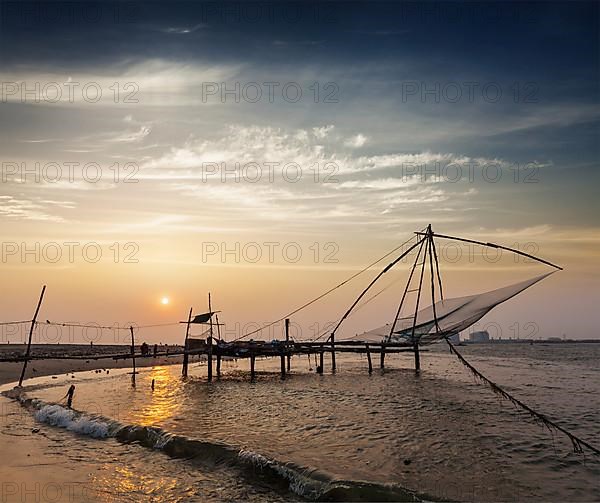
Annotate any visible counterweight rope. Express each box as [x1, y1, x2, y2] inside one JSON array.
[[446, 338, 600, 456]]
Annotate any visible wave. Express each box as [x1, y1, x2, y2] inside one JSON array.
[[5, 391, 424, 502]]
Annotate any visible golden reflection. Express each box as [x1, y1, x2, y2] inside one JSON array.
[[90, 464, 178, 502], [135, 366, 181, 426]]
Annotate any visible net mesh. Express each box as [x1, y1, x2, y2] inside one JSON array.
[[348, 272, 554, 345]]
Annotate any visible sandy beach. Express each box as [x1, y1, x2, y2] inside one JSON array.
[[0, 344, 184, 386]]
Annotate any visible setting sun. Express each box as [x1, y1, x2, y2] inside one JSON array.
[[161, 297, 170, 305]]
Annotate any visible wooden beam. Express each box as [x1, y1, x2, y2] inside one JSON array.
[[366, 343, 372, 373]]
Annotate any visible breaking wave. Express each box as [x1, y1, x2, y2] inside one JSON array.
[[8, 393, 423, 502]]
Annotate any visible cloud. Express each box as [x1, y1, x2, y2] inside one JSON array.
[[161, 24, 207, 34], [344, 134, 367, 148], [109, 126, 152, 143], [0, 195, 69, 222]]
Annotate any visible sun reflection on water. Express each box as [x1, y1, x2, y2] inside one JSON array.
[[135, 366, 181, 426]]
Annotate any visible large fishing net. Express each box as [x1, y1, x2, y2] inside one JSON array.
[[348, 272, 554, 345]]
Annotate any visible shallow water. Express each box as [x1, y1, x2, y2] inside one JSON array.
[[4, 343, 600, 501]]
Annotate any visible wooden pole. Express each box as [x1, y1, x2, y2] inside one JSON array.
[[280, 352, 286, 379], [366, 343, 372, 373], [18, 285, 46, 387], [330, 332, 336, 373], [414, 343, 421, 371], [216, 352, 221, 377], [130, 326, 136, 387], [66, 384, 75, 408], [250, 353, 256, 380], [208, 292, 214, 339], [410, 225, 430, 372], [207, 293, 213, 382], [318, 345, 324, 374], [216, 314, 222, 341], [387, 238, 427, 342], [207, 336, 213, 382], [380, 343, 386, 368], [182, 307, 192, 377], [285, 318, 291, 372], [415, 231, 563, 270], [329, 238, 425, 341]]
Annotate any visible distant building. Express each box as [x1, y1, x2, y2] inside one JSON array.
[[469, 330, 490, 343], [448, 333, 460, 344]]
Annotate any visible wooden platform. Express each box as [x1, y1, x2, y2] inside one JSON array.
[[185, 337, 422, 380]]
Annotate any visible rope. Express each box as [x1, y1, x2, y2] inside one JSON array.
[[446, 339, 600, 456], [38, 321, 181, 330], [0, 320, 31, 326], [305, 274, 407, 344], [229, 233, 422, 343]]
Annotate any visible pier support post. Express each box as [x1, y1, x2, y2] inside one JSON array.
[[216, 352, 221, 378], [414, 341, 420, 372], [207, 336, 213, 382], [130, 326, 136, 387], [330, 333, 336, 373], [366, 344, 372, 373], [285, 318, 291, 372], [318, 346, 324, 374], [280, 353, 286, 379], [380, 343, 386, 369], [250, 354, 256, 380], [182, 307, 192, 378]]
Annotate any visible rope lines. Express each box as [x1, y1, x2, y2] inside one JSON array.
[[446, 338, 600, 456], [229, 231, 424, 343]]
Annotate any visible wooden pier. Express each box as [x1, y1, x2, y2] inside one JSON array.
[[184, 336, 422, 380]]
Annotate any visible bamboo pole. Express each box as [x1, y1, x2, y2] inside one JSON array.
[[410, 225, 430, 372], [328, 237, 425, 341], [182, 307, 192, 377], [387, 238, 427, 343], [18, 285, 46, 387], [415, 231, 563, 270], [130, 325, 136, 387]]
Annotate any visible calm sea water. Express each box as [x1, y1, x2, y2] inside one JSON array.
[[2, 343, 599, 502]]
